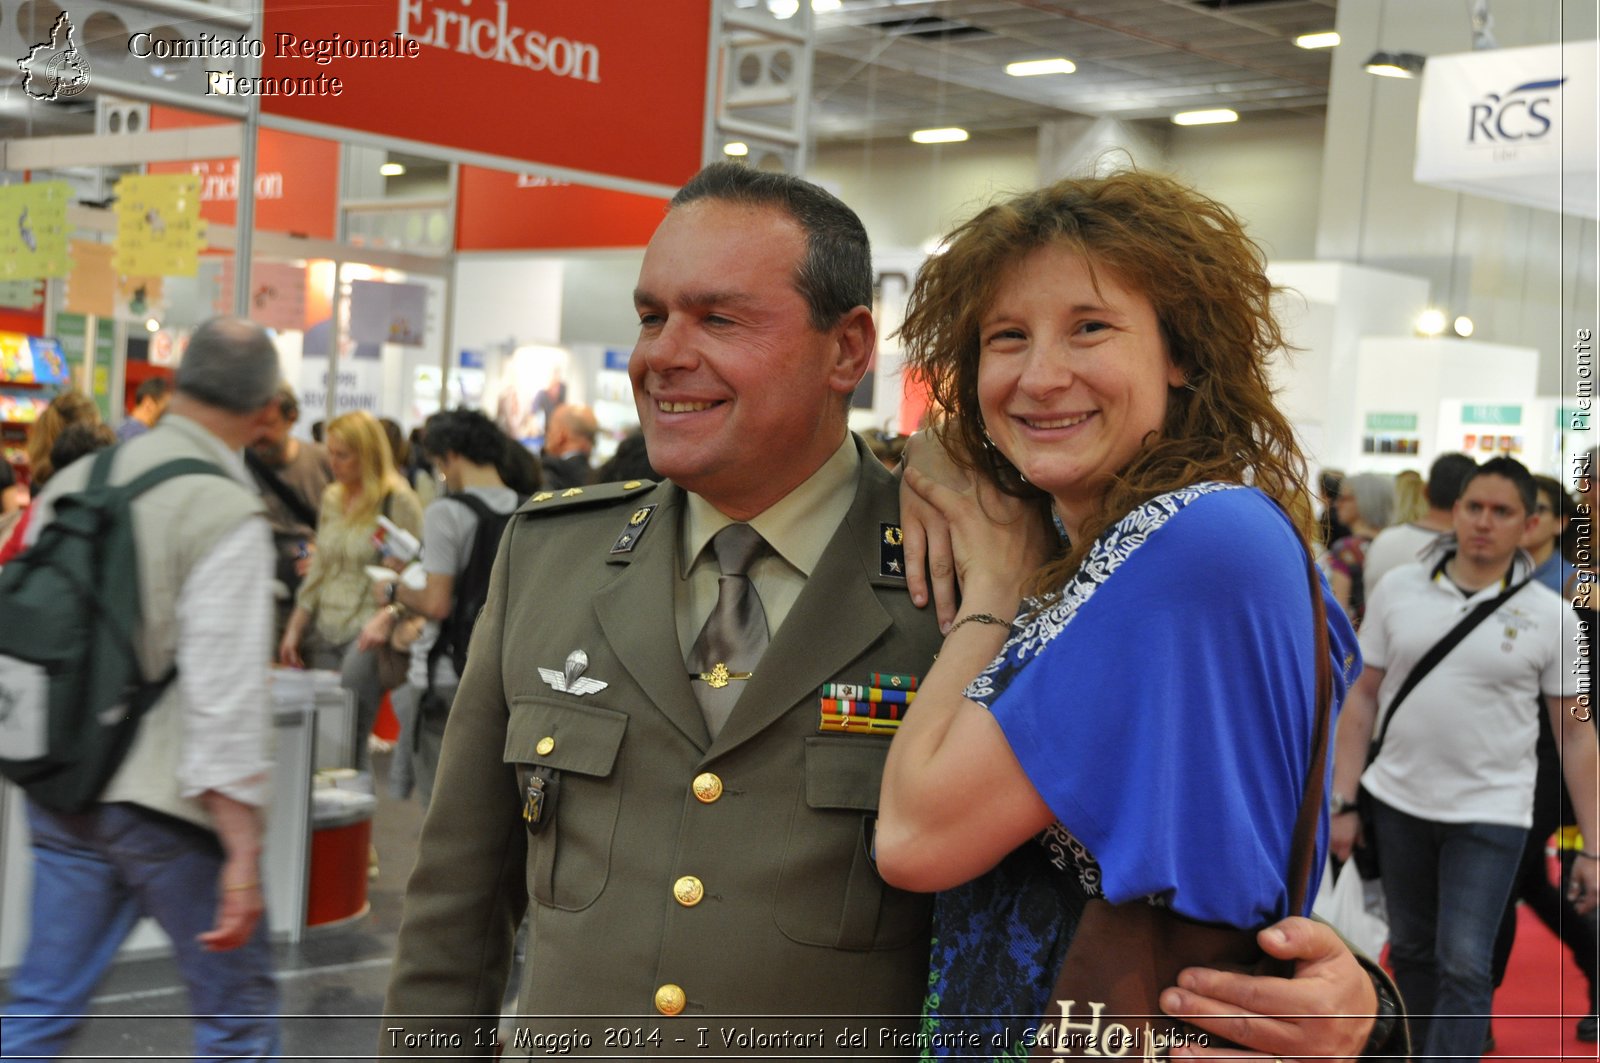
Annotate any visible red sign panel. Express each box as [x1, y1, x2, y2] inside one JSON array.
[[148, 106, 340, 240], [258, 0, 709, 190], [456, 168, 668, 250]]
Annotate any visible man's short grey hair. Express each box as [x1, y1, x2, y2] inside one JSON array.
[[176, 317, 281, 413]]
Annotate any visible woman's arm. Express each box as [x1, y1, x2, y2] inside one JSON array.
[[877, 465, 1056, 891]]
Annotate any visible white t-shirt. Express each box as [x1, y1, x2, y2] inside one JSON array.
[[1361, 522, 1446, 601], [1357, 549, 1581, 827], [407, 486, 520, 689]]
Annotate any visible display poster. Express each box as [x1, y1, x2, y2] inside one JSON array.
[[0, 280, 45, 312], [349, 280, 427, 348], [215, 259, 309, 332], [113, 174, 205, 277], [0, 181, 71, 279], [258, 0, 708, 190], [115, 274, 166, 322], [65, 240, 116, 318], [54, 313, 115, 421], [1416, 41, 1598, 219], [299, 357, 383, 417], [455, 170, 670, 250], [148, 107, 341, 240]]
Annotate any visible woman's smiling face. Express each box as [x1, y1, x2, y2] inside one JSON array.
[[977, 243, 1183, 532]]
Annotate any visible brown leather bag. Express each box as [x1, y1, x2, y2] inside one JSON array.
[[1033, 557, 1334, 1059]]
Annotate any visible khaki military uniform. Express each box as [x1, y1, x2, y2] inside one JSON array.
[[384, 438, 942, 1058]]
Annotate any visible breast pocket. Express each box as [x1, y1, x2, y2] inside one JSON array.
[[504, 695, 627, 911], [773, 736, 931, 952]]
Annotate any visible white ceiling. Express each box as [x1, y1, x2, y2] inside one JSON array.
[[807, 0, 1340, 140]]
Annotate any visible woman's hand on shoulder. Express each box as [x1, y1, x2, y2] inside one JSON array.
[[899, 428, 1051, 629]]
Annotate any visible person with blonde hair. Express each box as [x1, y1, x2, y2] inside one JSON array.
[[279, 409, 422, 772], [877, 169, 1388, 1054], [1393, 469, 1428, 525]]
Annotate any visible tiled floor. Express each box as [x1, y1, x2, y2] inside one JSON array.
[[0, 751, 443, 1061]]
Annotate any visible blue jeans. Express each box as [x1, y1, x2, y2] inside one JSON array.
[[1373, 798, 1526, 1063], [2, 801, 280, 1061]]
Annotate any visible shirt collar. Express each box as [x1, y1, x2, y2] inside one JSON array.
[[1424, 535, 1536, 592], [681, 434, 860, 579], [159, 414, 255, 489]]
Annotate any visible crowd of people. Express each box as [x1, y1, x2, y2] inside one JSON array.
[[0, 160, 1591, 1063]]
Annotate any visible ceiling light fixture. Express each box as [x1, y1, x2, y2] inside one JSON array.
[[1172, 109, 1238, 126], [1006, 58, 1076, 77], [812, 0, 843, 10], [767, 0, 799, 18], [1454, 315, 1475, 338], [1295, 32, 1341, 49], [145, 318, 160, 333], [1415, 308, 1447, 336], [911, 127, 969, 144], [1363, 51, 1426, 78], [379, 162, 406, 177], [723, 141, 750, 156]]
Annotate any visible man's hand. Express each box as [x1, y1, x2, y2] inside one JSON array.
[[898, 429, 970, 631], [1161, 917, 1375, 1062], [199, 869, 263, 952], [1570, 855, 1600, 915], [1329, 813, 1361, 863]]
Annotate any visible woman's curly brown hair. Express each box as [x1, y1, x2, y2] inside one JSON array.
[[899, 169, 1313, 598]]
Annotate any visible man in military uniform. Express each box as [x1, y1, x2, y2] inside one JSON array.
[[383, 164, 1395, 1060]]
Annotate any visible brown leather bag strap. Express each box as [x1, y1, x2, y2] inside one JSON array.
[[1285, 554, 1334, 914]]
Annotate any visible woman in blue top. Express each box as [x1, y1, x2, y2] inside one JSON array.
[[876, 171, 1361, 1057]]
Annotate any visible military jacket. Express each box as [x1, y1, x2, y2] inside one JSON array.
[[384, 439, 943, 1058]]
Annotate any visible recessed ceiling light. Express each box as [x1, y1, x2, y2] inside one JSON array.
[[768, 0, 799, 18], [1453, 315, 1475, 338], [1005, 57, 1076, 77], [723, 141, 750, 157], [1171, 109, 1238, 126], [1416, 308, 1447, 336], [1295, 32, 1341, 49], [911, 127, 969, 144], [379, 162, 406, 177], [812, 0, 843, 10]]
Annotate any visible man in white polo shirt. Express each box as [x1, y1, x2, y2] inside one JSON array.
[[1331, 455, 1600, 1063]]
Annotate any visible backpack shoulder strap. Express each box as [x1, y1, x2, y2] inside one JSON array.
[[118, 458, 231, 499], [447, 491, 498, 521]]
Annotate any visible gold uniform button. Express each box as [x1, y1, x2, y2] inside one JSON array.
[[535, 736, 556, 756], [654, 983, 686, 1016], [691, 772, 724, 803], [673, 875, 704, 907]]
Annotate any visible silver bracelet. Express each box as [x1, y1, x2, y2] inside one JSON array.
[[946, 612, 1012, 637]]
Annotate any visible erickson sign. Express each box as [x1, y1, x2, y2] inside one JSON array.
[[259, 0, 708, 190]]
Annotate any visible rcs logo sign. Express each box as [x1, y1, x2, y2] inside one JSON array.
[[1469, 77, 1565, 143]]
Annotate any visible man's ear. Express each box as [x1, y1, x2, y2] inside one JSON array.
[[827, 305, 877, 397]]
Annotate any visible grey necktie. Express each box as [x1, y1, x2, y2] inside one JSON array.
[[686, 523, 770, 736]]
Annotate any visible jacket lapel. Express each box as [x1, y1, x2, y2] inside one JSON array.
[[710, 451, 898, 759], [593, 484, 712, 751]]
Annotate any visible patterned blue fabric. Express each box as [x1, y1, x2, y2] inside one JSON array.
[[921, 484, 1357, 1059]]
